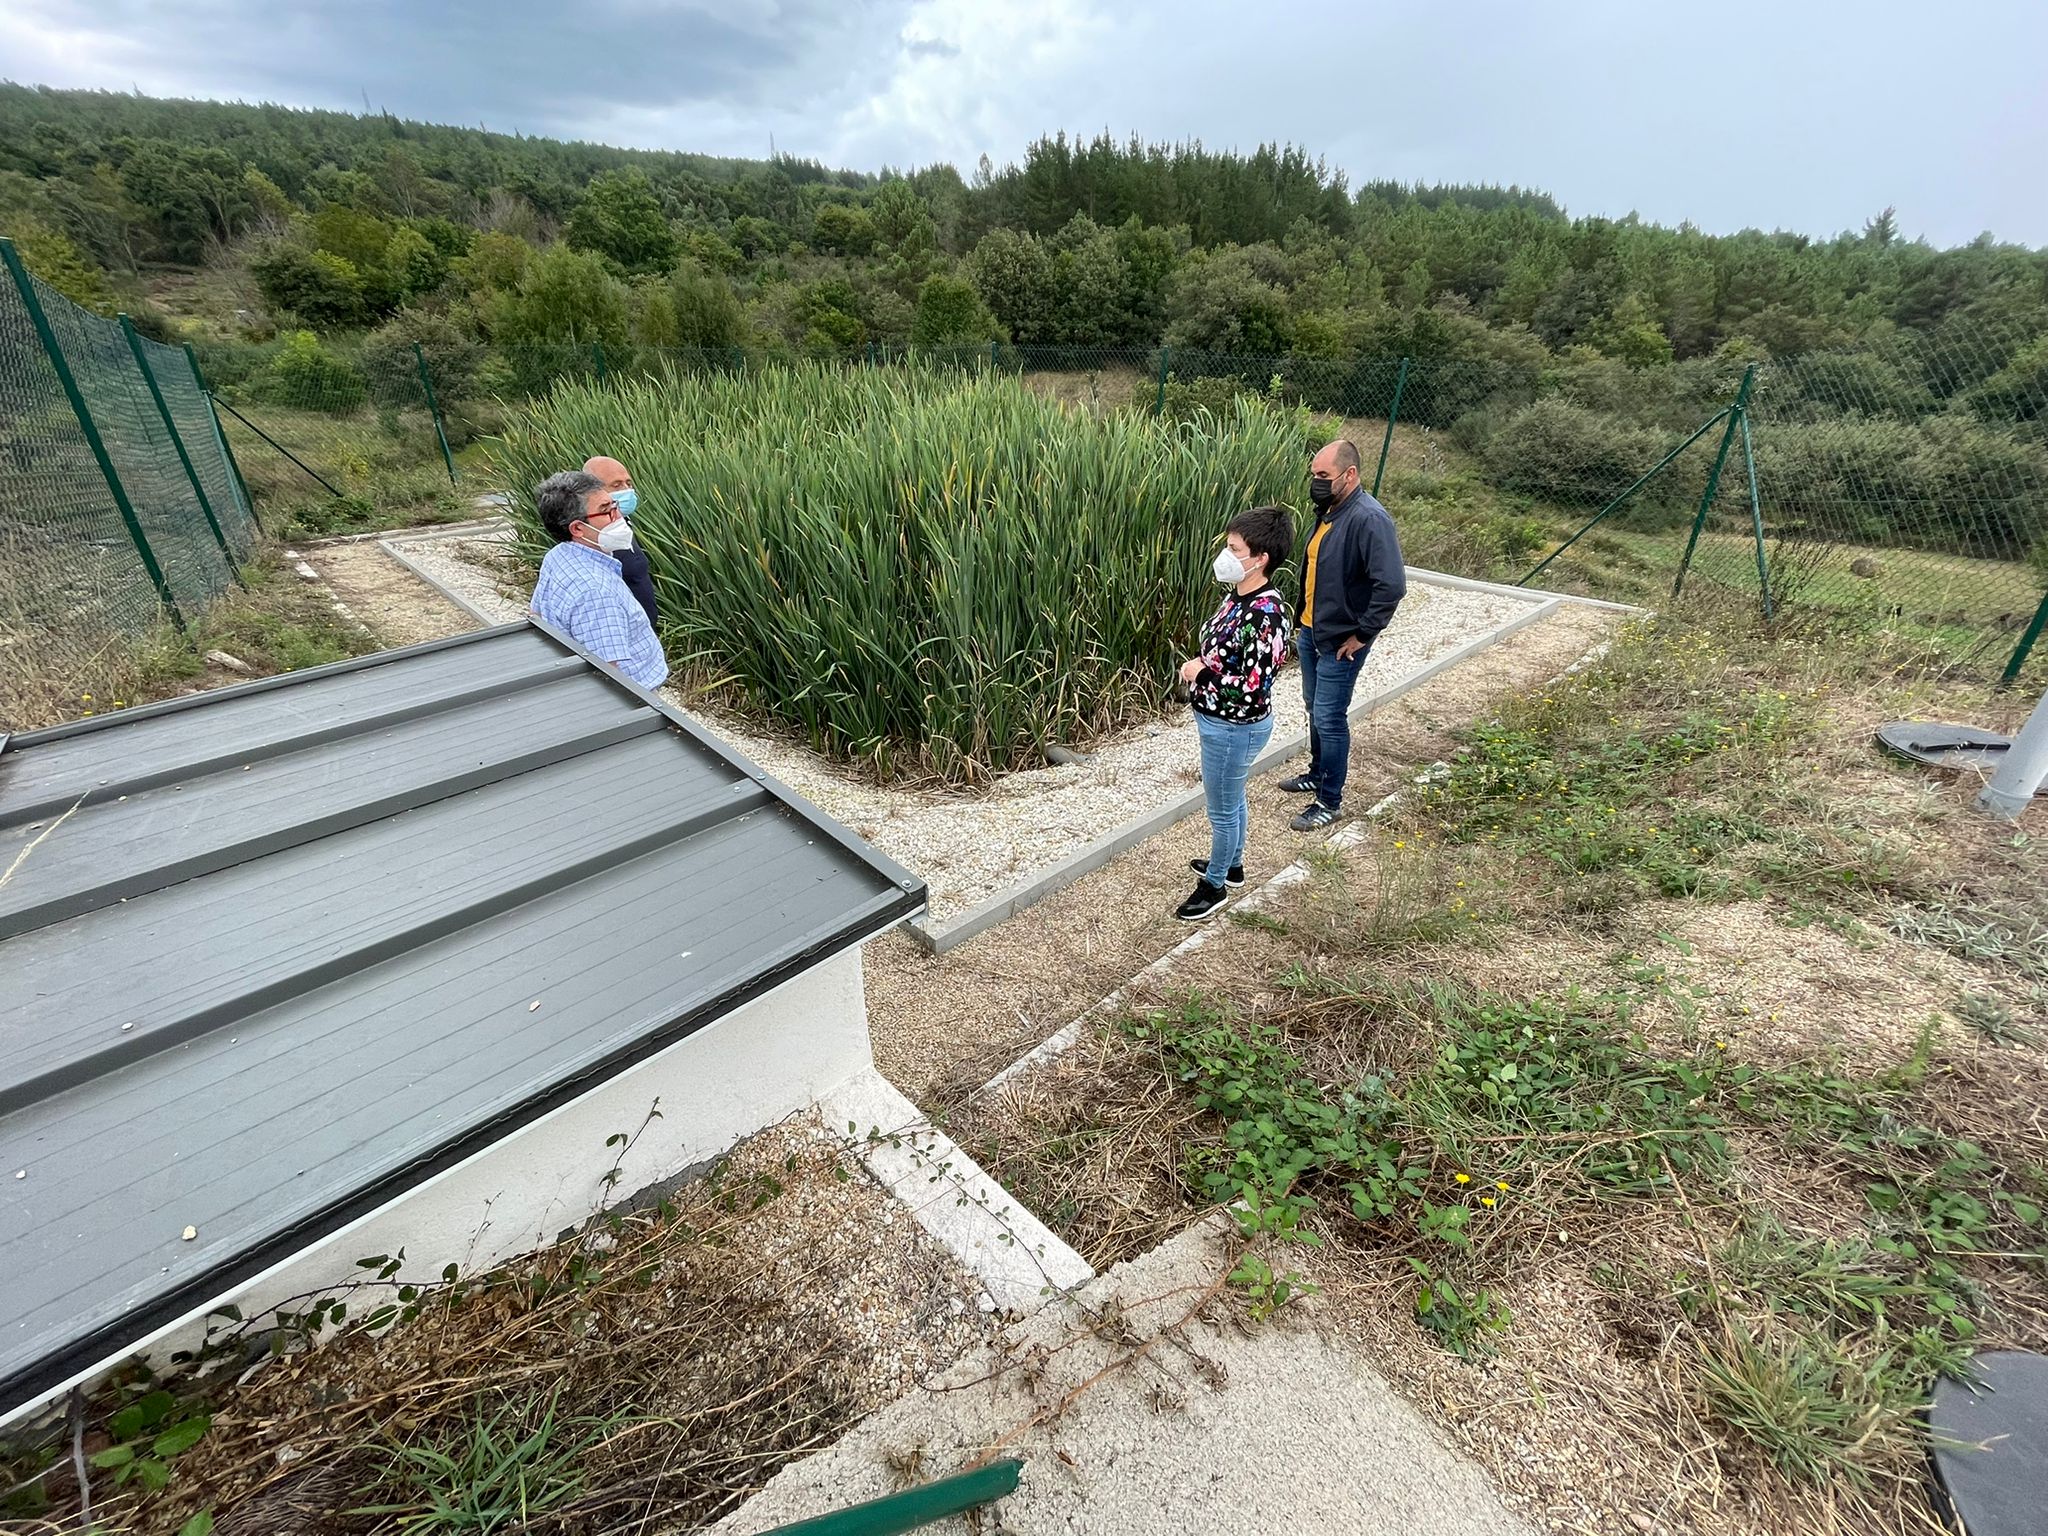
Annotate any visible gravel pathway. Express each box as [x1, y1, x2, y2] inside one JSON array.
[[390, 528, 1537, 920]]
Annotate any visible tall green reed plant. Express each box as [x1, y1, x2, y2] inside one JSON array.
[[493, 363, 1306, 782]]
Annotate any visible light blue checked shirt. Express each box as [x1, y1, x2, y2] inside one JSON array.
[[530, 540, 669, 689]]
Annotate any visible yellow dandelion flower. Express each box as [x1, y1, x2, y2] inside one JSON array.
[[1495, 1180, 1509, 1191], [1480, 1196, 1496, 1208], [1454, 1172, 1471, 1185], [1714, 1040, 1726, 1050]]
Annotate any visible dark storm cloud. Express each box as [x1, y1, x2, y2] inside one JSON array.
[[2, 0, 914, 142]]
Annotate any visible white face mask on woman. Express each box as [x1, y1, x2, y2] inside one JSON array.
[[596, 518, 636, 553], [1212, 547, 1248, 585]]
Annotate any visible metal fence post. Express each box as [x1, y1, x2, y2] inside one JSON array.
[[120, 314, 244, 588], [1, 238, 185, 631], [2002, 590, 2048, 687], [988, 339, 998, 374], [593, 341, 607, 381], [414, 342, 459, 486], [1372, 356, 1411, 498], [184, 342, 261, 534], [1673, 363, 1755, 599], [1153, 345, 1171, 415], [213, 395, 345, 498], [1738, 407, 1772, 620]]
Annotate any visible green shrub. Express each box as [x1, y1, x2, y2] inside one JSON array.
[[245, 331, 365, 413], [359, 309, 485, 408], [493, 365, 1303, 781], [1484, 397, 1675, 512]]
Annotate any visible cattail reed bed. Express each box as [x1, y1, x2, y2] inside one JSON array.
[[493, 365, 1305, 784]]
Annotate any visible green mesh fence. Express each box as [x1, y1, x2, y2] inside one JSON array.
[[17, 293, 2035, 687], [0, 247, 249, 676]]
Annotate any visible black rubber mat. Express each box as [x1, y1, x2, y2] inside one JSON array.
[[1930, 1351, 2048, 1536]]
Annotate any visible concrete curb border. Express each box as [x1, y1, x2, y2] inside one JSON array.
[[378, 535, 504, 626], [819, 1068, 1095, 1315], [905, 591, 1562, 954]]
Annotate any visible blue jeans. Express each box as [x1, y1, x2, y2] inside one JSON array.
[[1298, 628, 1366, 810], [1196, 711, 1274, 885]]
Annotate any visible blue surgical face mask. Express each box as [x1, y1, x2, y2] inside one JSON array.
[[611, 487, 638, 518]]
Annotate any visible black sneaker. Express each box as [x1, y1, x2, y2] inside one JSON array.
[[1278, 772, 1318, 794], [1188, 858, 1245, 888], [1290, 802, 1342, 832], [1175, 880, 1230, 922]]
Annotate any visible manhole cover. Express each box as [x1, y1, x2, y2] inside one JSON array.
[[1930, 1351, 2048, 1536]]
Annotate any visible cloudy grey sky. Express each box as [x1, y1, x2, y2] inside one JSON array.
[[4, 0, 2044, 248]]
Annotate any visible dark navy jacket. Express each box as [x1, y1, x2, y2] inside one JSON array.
[[613, 547, 659, 632], [1297, 487, 1406, 654]]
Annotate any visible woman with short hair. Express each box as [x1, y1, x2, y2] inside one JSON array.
[[1174, 504, 1295, 921]]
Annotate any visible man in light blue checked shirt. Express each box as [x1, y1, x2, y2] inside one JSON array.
[[528, 470, 669, 690]]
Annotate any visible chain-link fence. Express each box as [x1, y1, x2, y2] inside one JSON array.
[[0, 237, 255, 687]]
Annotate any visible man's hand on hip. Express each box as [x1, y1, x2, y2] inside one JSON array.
[[1336, 635, 1366, 661]]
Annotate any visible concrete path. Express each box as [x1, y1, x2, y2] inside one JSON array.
[[705, 1216, 1535, 1536]]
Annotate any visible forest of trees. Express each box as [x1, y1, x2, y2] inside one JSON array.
[[5, 81, 2044, 374]]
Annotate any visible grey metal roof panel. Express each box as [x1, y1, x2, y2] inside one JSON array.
[[0, 624, 924, 1413]]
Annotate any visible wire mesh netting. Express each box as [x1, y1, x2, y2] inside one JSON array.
[[0, 262, 249, 666]]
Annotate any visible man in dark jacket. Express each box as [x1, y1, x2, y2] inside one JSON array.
[[1279, 439, 1407, 831], [582, 456, 658, 631]]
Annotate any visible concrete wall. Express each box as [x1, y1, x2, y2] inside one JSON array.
[[19, 949, 871, 1420]]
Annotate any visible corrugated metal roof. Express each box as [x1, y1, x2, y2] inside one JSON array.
[[0, 623, 924, 1413]]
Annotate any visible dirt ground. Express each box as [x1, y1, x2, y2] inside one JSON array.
[[296, 535, 482, 650]]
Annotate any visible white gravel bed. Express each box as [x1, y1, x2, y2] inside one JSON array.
[[390, 530, 1535, 920]]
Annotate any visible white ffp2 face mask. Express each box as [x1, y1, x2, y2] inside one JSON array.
[[596, 519, 635, 553], [1213, 548, 1248, 585]]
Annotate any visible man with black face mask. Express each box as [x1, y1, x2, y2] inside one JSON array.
[[1277, 438, 1407, 830]]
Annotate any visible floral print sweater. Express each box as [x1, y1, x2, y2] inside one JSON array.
[[1189, 582, 1290, 723]]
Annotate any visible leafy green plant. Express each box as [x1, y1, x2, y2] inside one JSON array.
[[88, 1390, 211, 1492], [1408, 1259, 1510, 1358], [1122, 996, 1420, 1233], [1228, 1250, 1317, 1322]]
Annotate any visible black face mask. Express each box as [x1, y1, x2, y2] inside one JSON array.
[[1308, 473, 1338, 507]]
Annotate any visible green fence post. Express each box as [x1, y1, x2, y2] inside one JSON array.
[[414, 342, 459, 486], [184, 342, 261, 534], [120, 314, 244, 588], [1, 238, 185, 631], [1738, 407, 1772, 621], [988, 339, 998, 374], [754, 1459, 1023, 1536], [2002, 590, 2048, 687], [1153, 345, 1171, 415], [1673, 363, 1756, 600], [593, 341, 607, 381], [1372, 356, 1411, 498]]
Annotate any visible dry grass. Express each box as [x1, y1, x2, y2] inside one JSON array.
[[6, 1122, 994, 1536], [947, 614, 2048, 1536]]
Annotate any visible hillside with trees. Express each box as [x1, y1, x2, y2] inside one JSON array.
[[5, 81, 2043, 375]]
